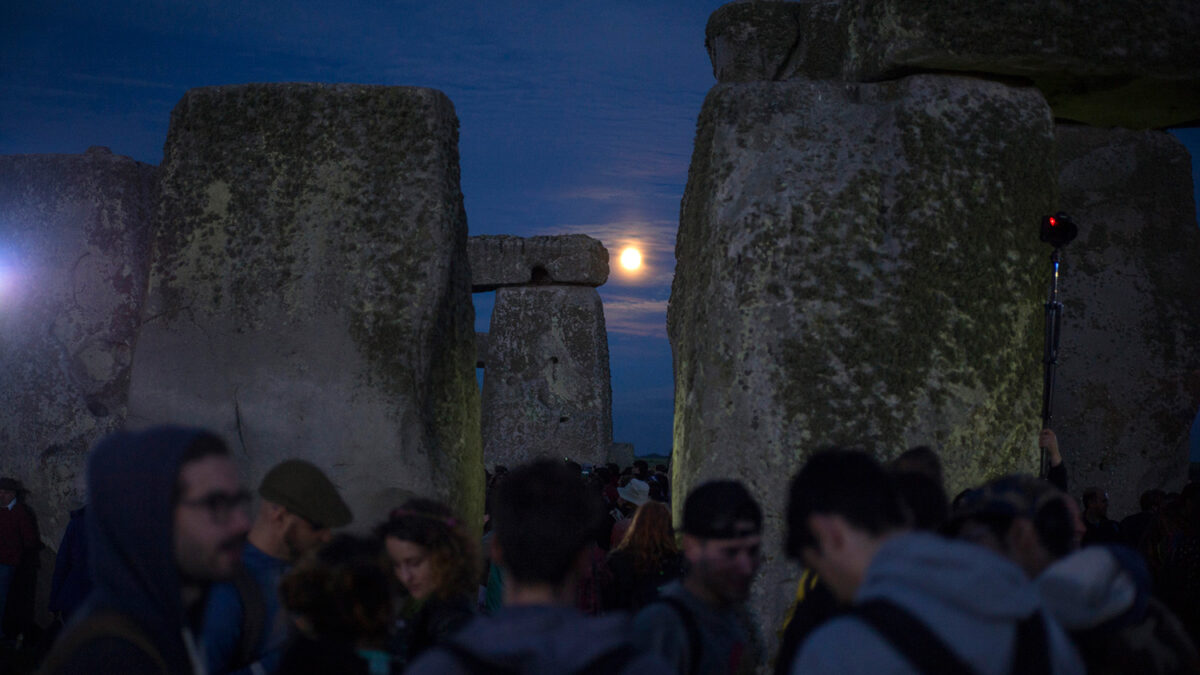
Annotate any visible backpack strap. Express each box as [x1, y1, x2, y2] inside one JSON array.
[[1011, 611, 1052, 675], [653, 596, 703, 675], [41, 611, 169, 674], [852, 599, 976, 675], [230, 564, 267, 670]]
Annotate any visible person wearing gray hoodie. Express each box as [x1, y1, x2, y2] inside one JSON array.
[[785, 449, 1084, 675]]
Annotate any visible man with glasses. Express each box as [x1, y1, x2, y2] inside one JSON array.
[[204, 458, 352, 675], [43, 426, 252, 674]]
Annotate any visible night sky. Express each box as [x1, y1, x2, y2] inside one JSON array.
[[3, 2, 1198, 459]]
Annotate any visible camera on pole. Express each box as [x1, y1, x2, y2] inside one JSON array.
[[1039, 212, 1078, 477]]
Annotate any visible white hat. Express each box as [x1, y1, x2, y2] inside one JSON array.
[[617, 478, 651, 507]]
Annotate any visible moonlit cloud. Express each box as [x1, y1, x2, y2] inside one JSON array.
[[601, 294, 668, 338]]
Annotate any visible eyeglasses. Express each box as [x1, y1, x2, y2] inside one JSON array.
[[179, 489, 252, 523]]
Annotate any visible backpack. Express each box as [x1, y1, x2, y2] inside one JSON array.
[[40, 611, 169, 674], [440, 641, 638, 675], [851, 598, 1052, 675]]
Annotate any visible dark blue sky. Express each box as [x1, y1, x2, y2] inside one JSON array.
[[2, 2, 1197, 458]]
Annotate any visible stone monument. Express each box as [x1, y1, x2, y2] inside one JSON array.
[[470, 234, 614, 467], [127, 83, 483, 529]]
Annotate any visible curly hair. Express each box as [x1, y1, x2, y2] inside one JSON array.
[[279, 534, 392, 644], [614, 501, 679, 575], [374, 498, 479, 601]]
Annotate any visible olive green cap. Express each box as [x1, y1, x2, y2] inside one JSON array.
[[258, 459, 352, 529]]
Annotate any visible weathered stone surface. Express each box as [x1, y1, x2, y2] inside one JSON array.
[[128, 84, 482, 530], [669, 75, 1054, 650], [1054, 126, 1200, 516], [482, 285, 612, 467], [706, 1, 1200, 128], [0, 147, 158, 544], [468, 234, 609, 290], [607, 442, 635, 468]]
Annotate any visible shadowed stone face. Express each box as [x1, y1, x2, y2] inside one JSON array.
[[1054, 126, 1200, 516], [0, 147, 158, 543], [669, 74, 1054, 650], [128, 83, 482, 531], [705, 0, 1200, 128], [482, 285, 612, 467]]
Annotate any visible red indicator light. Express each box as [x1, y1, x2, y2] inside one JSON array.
[[1048, 216, 1057, 227]]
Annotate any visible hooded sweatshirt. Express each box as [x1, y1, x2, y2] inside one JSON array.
[[404, 605, 668, 674], [44, 426, 217, 675], [1038, 545, 1200, 674], [793, 532, 1085, 675]]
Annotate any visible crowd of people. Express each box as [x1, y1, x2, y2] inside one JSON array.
[[2, 425, 1199, 673]]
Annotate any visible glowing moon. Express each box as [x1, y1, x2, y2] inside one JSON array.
[[619, 247, 642, 271]]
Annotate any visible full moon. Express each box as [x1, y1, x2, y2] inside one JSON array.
[[619, 247, 642, 271]]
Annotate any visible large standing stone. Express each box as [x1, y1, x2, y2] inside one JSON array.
[[0, 147, 158, 542], [1054, 126, 1200, 514], [669, 75, 1054, 645], [482, 285, 612, 467], [706, 1, 1200, 128], [468, 234, 609, 291], [128, 84, 482, 529]]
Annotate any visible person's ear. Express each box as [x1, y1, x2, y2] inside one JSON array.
[[807, 514, 845, 556], [264, 501, 287, 525]]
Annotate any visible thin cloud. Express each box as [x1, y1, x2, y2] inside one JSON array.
[[603, 295, 668, 338]]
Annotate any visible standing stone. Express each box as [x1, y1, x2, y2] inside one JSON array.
[[608, 442, 635, 469], [706, 0, 1200, 128], [0, 147, 158, 543], [1054, 126, 1200, 514], [128, 84, 482, 529], [669, 75, 1054, 643], [482, 285, 612, 467]]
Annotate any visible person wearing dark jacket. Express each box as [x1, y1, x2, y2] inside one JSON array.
[[42, 426, 252, 674], [0, 476, 38, 641], [406, 460, 667, 674], [376, 499, 477, 667], [48, 505, 92, 624]]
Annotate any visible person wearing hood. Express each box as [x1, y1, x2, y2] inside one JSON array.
[[405, 459, 667, 674], [785, 449, 1084, 675], [42, 426, 252, 674], [952, 474, 1200, 674]]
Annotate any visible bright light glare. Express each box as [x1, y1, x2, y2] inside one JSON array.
[[619, 247, 642, 271], [0, 264, 15, 305]]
